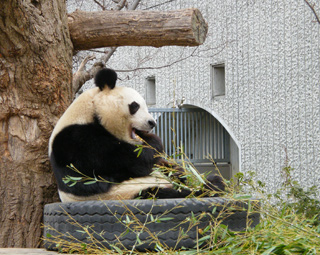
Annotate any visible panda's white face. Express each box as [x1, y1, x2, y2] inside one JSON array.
[[94, 86, 156, 144]]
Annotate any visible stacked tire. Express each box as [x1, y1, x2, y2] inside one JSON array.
[[43, 197, 259, 251]]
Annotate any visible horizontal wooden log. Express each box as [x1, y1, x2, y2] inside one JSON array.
[[68, 8, 208, 51]]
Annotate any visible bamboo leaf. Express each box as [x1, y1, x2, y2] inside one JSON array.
[[84, 180, 97, 185], [68, 176, 83, 181], [69, 182, 77, 187], [197, 235, 211, 243], [186, 164, 206, 184], [158, 217, 174, 222]]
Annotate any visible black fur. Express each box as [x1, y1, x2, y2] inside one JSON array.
[[94, 68, 117, 90], [51, 117, 162, 197], [129, 101, 140, 115]]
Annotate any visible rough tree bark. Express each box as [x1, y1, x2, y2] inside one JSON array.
[[0, 0, 73, 247], [69, 8, 208, 50]]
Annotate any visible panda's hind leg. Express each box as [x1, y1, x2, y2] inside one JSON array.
[[136, 174, 226, 199], [135, 187, 196, 199]]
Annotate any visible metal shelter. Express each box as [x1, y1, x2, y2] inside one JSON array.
[[149, 108, 230, 164]]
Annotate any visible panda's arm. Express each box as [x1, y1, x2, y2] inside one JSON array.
[[51, 124, 117, 174], [136, 131, 164, 152], [136, 131, 187, 180], [51, 123, 156, 181]]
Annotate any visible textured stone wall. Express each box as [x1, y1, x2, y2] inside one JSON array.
[[104, 0, 319, 191]]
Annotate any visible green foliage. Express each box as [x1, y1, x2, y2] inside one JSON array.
[[217, 166, 320, 255], [278, 166, 320, 224], [133, 144, 144, 158]]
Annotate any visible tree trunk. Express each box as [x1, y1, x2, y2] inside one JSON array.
[[68, 8, 208, 51], [0, 0, 73, 248]]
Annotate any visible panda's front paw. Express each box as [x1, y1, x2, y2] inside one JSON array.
[[170, 165, 188, 182], [205, 174, 226, 196]]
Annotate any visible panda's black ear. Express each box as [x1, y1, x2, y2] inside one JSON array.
[[94, 68, 117, 90]]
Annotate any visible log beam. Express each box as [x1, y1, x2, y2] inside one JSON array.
[[68, 8, 208, 51]]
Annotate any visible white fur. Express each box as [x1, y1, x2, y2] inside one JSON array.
[[58, 175, 172, 202]]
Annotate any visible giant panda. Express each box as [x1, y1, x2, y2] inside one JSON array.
[[49, 68, 225, 202]]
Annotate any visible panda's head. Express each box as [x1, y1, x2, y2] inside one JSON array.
[[94, 68, 156, 144]]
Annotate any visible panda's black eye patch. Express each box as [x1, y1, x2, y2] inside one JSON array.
[[129, 101, 140, 115]]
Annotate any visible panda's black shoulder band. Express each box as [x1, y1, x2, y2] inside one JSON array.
[[94, 68, 117, 90]]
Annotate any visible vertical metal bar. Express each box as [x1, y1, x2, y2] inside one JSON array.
[[215, 119, 218, 160], [221, 124, 224, 160], [176, 110, 179, 157], [172, 111, 175, 157], [179, 110, 181, 159], [225, 129, 230, 162], [216, 120, 219, 160], [176, 110, 178, 158], [204, 111, 206, 160], [220, 124, 223, 160], [157, 112, 159, 137], [204, 112, 207, 160], [181, 110, 184, 158], [209, 115, 214, 158], [221, 125, 226, 159], [223, 125, 226, 161], [202, 111, 205, 160], [168, 111, 172, 156], [216, 121, 219, 160], [175, 110, 178, 158], [158, 111, 162, 150], [197, 112, 202, 159], [199, 111, 202, 160], [193, 112, 199, 160], [198, 111, 200, 160], [168, 112, 170, 156], [171, 111, 174, 157], [183, 111, 185, 158], [194, 111, 197, 159], [164, 112, 167, 156], [187, 111, 191, 160], [191, 112, 196, 159], [200, 112, 206, 159], [180, 110, 186, 157], [202, 112, 205, 160], [210, 116, 214, 159], [158, 112, 161, 138], [218, 122, 221, 160], [207, 113, 210, 159], [160, 112, 164, 147], [204, 112, 208, 160]]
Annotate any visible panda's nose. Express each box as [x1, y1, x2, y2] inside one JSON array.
[[148, 120, 156, 129]]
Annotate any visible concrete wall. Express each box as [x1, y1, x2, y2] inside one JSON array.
[[101, 0, 319, 191]]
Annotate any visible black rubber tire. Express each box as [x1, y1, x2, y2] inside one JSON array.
[[43, 197, 259, 252]]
